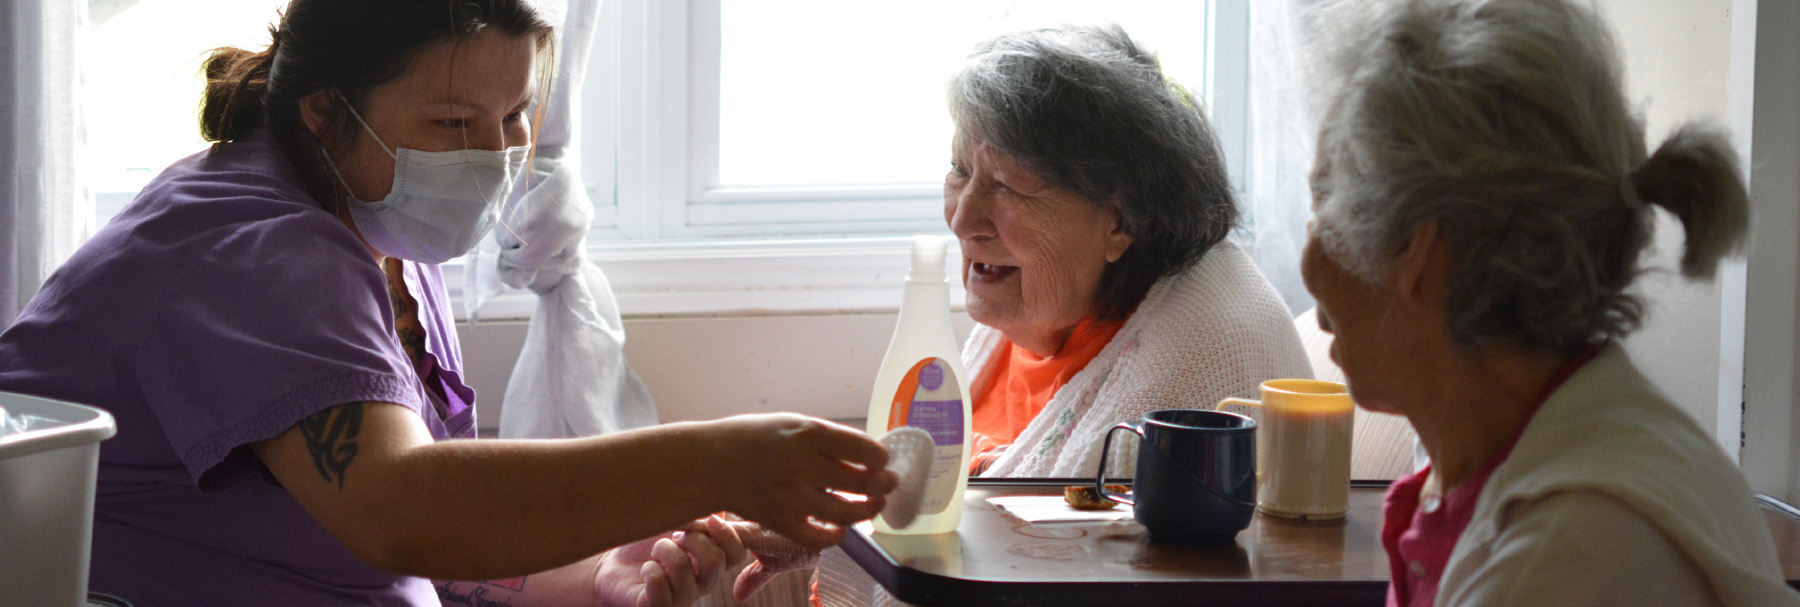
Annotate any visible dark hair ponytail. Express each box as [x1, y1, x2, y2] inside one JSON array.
[[195, 0, 555, 211], [200, 28, 280, 143]]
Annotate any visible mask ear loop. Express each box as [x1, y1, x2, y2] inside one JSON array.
[[335, 90, 398, 160], [319, 91, 395, 206], [318, 148, 362, 202]]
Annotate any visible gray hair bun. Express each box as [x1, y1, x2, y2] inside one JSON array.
[[1630, 125, 1750, 280], [1306, 0, 1749, 353]]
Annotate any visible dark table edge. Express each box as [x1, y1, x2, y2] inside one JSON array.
[[840, 478, 1395, 607], [846, 482, 1800, 603]]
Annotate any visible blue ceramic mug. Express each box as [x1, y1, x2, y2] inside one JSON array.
[[1096, 409, 1257, 545]]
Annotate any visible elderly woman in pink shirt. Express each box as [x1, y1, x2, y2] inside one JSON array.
[[1299, 0, 1797, 605]]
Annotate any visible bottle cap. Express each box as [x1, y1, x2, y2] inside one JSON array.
[[907, 235, 949, 283]]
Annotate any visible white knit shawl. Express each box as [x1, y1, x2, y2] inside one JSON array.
[[966, 240, 1313, 478]]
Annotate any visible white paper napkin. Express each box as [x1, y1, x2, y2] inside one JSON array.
[[986, 495, 1137, 524]]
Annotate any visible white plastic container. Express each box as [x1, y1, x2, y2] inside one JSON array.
[[1, 391, 118, 607], [867, 235, 972, 535]]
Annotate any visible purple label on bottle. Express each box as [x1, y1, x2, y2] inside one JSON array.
[[918, 364, 944, 390], [906, 400, 964, 447]]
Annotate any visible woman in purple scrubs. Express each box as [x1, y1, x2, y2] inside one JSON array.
[[0, 1, 894, 606]]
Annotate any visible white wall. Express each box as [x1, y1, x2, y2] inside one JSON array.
[[460, 0, 1741, 437], [1596, 0, 1735, 435], [459, 312, 976, 430]]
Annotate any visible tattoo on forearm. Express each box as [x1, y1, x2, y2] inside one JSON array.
[[298, 403, 363, 490], [436, 580, 522, 607]]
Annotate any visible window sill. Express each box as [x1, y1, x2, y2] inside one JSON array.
[[446, 236, 969, 321]]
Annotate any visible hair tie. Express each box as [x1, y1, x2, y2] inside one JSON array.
[[1620, 168, 1647, 209], [265, 29, 286, 85]]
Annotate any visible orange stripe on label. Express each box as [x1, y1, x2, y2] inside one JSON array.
[[887, 357, 938, 430]]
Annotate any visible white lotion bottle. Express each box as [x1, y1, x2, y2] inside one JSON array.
[[867, 235, 972, 535]]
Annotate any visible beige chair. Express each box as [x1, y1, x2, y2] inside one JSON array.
[[1292, 307, 1421, 480]]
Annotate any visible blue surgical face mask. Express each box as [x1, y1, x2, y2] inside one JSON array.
[[322, 96, 529, 264]]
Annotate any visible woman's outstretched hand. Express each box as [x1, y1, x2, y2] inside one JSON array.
[[593, 515, 749, 607], [706, 414, 898, 549]]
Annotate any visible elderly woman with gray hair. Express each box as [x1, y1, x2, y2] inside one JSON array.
[[948, 24, 1311, 478], [1301, 0, 1798, 605], [801, 23, 1315, 607]]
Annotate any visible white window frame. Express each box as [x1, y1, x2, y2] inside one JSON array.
[[595, 0, 950, 243], [526, 0, 1249, 319], [76, 1, 1249, 320], [1726, 0, 1800, 504]]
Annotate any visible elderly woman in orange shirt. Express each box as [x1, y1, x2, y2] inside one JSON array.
[[791, 23, 1316, 607], [947, 24, 1312, 477]]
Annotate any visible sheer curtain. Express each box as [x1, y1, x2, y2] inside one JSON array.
[[1249, 0, 1424, 479], [1242, 0, 1319, 315], [1, 1, 94, 326]]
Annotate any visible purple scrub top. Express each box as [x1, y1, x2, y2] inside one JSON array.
[[0, 133, 476, 606]]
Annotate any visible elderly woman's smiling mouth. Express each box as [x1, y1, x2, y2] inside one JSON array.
[[967, 260, 1018, 282]]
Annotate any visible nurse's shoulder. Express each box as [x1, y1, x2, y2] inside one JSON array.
[[48, 131, 387, 346], [121, 131, 366, 263], [0, 131, 388, 408]]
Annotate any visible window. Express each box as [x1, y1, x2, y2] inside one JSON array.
[[85, 0, 291, 223], [583, 0, 1248, 314], [78, 0, 1248, 316]]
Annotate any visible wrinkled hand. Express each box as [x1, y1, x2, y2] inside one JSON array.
[[593, 516, 748, 607], [713, 519, 821, 602], [708, 413, 898, 550]]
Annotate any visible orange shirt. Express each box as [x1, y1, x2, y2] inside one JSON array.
[[969, 315, 1126, 474]]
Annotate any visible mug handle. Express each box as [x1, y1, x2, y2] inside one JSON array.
[[1097, 422, 1142, 506], [1217, 397, 1263, 417]]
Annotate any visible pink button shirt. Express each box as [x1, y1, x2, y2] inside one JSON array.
[[1381, 345, 1603, 607]]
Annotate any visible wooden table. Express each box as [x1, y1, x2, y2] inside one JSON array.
[[840, 479, 1800, 607]]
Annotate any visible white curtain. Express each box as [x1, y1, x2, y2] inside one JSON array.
[[468, 0, 659, 439], [1, 1, 94, 326], [1242, 0, 1319, 315]]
